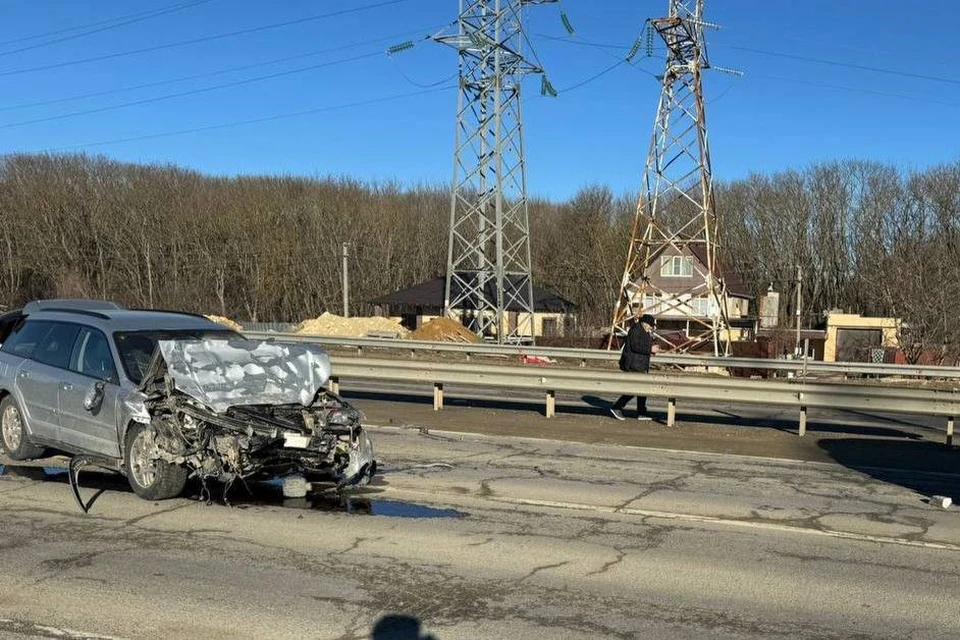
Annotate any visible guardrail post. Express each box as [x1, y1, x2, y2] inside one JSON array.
[[356, 345, 363, 357], [433, 383, 444, 411], [798, 406, 808, 437], [328, 376, 340, 395], [546, 390, 556, 418], [667, 398, 676, 426], [947, 416, 955, 447]]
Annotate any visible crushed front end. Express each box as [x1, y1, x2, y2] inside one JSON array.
[[128, 338, 375, 499]]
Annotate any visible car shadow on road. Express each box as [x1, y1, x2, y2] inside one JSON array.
[[818, 438, 959, 500]]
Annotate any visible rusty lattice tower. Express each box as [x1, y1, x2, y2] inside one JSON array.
[[610, 0, 731, 355], [436, 0, 556, 344]]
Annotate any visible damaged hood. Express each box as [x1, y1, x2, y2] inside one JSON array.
[[147, 338, 332, 414]]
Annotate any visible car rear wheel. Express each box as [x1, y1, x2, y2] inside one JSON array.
[[0, 396, 45, 460], [124, 423, 188, 500]]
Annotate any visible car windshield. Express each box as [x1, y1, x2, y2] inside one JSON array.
[[114, 329, 238, 384]]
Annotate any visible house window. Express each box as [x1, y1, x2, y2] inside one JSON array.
[[542, 317, 558, 337], [660, 255, 693, 277], [689, 297, 713, 316]]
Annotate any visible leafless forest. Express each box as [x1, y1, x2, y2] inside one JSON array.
[[1, 153, 957, 359]]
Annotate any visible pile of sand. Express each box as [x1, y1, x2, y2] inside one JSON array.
[[295, 312, 409, 338], [409, 317, 482, 343], [206, 315, 243, 331]]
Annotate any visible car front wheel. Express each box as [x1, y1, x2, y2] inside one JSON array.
[[0, 396, 45, 460], [123, 423, 188, 500]]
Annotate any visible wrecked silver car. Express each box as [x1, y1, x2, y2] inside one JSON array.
[[126, 337, 375, 501], [0, 301, 374, 509]]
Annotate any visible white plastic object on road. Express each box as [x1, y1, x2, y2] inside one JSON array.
[[930, 495, 953, 509]]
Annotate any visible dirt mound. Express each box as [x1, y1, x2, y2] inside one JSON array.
[[410, 317, 482, 343], [206, 315, 243, 331], [295, 312, 409, 338]]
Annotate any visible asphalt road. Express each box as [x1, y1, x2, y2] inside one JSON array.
[[0, 419, 958, 639]]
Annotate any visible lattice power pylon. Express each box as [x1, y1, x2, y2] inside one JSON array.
[[436, 0, 555, 344], [610, 0, 731, 356]]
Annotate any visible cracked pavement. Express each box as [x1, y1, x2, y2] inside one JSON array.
[[0, 408, 957, 638]]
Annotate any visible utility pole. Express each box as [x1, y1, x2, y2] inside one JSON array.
[[795, 264, 802, 356], [609, 0, 733, 355], [342, 242, 349, 318], [435, 0, 556, 344]]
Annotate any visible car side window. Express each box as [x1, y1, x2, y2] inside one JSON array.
[[32, 322, 81, 369], [0, 319, 52, 359], [70, 327, 118, 383]]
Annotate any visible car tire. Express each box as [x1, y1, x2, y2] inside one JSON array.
[[123, 422, 188, 500], [0, 396, 45, 460]]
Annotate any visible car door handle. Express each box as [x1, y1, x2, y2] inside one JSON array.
[[61, 383, 74, 391], [17, 370, 29, 379]]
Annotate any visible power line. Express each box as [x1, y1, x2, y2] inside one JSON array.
[[531, 25, 662, 82], [48, 85, 455, 152], [383, 27, 459, 88], [0, 0, 210, 47], [750, 72, 960, 110], [0, 0, 214, 58], [389, 57, 458, 88], [732, 45, 960, 88], [556, 59, 626, 93], [0, 50, 385, 130], [0, 26, 444, 113], [527, 32, 659, 94], [0, 0, 414, 79], [533, 32, 651, 52], [706, 76, 738, 105]]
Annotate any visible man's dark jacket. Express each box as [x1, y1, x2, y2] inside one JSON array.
[[619, 321, 653, 373]]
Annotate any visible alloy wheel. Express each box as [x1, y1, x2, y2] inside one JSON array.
[[129, 431, 158, 488], [1, 404, 22, 451]]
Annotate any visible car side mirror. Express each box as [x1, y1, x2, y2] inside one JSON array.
[[83, 381, 105, 412]]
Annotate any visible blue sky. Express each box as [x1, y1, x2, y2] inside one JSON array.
[[1, 1, 957, 201]]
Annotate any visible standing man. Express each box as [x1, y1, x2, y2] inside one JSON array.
[[610, 313, 660, 421]]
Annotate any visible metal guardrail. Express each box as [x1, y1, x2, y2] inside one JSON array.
[[326, 357, 958, 445], [243, 331, 960, 380], [243, 322, 298, 333]]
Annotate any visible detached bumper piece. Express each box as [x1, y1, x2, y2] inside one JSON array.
[[69, 454, 122, 514]]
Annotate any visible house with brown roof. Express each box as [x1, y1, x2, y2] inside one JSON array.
[[632, 244, 754, 341], [369, 276, 577, 339]]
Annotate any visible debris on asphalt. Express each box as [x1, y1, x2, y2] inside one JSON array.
[[930, 495, 953, 509], [520, 353, 556, 365]]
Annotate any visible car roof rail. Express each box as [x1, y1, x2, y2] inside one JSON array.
[[23, 299, 123, 314], [37, 307, 112, 320], [127, 308, 217, 321]]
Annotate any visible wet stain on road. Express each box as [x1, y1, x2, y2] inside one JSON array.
[[238, 480, 466, 518], [0, 463, 466, 518]]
